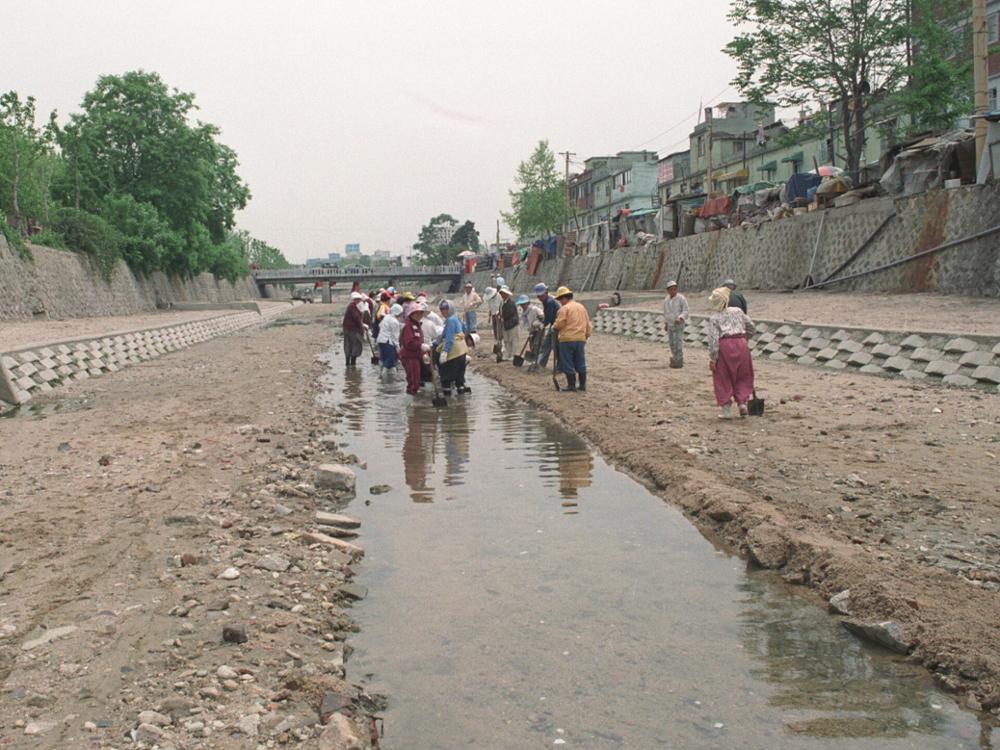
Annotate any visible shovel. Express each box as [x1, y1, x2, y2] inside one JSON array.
[[747, 389, 765, 416], [551, 330, 562, 391], [428, 355, 448, 408], [365, 329, 379, 365], [512, 336, 531, 368]]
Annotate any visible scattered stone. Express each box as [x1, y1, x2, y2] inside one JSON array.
[[302, 531, 364, 558], [318, 713, 364, 750], [842, 619, 910, 653], [745, 524, 788, 569], [180, 552, 201, 567], [217, 665, 239, 680], [21, 624, 78, 651], [223, 624, 248, 644], [315, 464, 357, 493], [256, 554, 291, 573], [828, 590, 852, 615], [23, 721, 57, 735], [369, 484, 391, 495], [158, 697, 193, 718], [339, 583, 368, 601], [218, 567, 241, 580], [138, 710, 171, 727], [319, 692, 353, 724], [273, 503, 293, 516], [134, 723, 164, 744], [315, 512, 362, 529], [235, 714, 260, 736]]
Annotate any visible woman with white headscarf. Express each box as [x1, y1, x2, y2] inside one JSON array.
[[376, 303, 403, 371], [706, 286, 756, 419]]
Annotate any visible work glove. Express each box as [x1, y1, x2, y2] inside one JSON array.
[[439, 352, 448, 365], [421, 343, 431, 352]]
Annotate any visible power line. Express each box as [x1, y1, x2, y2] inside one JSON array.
[[631, 85, 735, 150]]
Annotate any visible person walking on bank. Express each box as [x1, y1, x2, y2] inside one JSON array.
[[342, 291, 366, 367], [435, 300, 471, 395], [721, 278, 748, 313], [707, 286, 756, 419], [399, 303, 427, 396], [376, 303, 403, 372], [553, 286, 592, 392], [461, 282, 482, 344], [530, 283, 561, 372], [498, 286, 520, 361], [662, 280, 689, 369]]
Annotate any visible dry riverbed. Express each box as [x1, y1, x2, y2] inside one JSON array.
[[473, 330, 1000, 716], [0, 305, 380, 749]]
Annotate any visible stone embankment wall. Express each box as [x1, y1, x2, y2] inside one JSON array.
[[0, 238, 260, 322], [595, 307, 1000, 393], [0, 303, 296, 407], [467, 183, 1000, 297]]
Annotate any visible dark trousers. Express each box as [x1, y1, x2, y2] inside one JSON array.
[[439, 354, 467, 390], [558, 340, 586, 375], [537, 329, 554, 367]]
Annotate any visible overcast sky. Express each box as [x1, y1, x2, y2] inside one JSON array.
[[2, 0, 740, 263]]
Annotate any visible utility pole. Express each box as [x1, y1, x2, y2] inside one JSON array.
[[496, 219, 500, 251], [558, 151, 576, 224], [705, 107, 714, 197], [973, 0, 989, 166]]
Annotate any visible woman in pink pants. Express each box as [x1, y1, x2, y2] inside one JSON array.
[[706, 287, 756, 419]]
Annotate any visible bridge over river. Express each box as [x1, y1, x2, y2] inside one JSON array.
[[252, 265, 464, 301]]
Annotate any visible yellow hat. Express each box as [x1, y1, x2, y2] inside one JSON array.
[[554, 286, 573, 298]]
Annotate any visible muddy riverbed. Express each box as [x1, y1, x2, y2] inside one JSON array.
[[317, 356, 987, 749]]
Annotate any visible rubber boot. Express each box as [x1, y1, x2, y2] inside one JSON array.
[[578, 372, 587, 392], [564, 373, 577, 392]]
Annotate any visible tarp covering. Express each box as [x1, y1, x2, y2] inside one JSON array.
[[758, 161, 777, 172], [783, 172, 822, 203], [735, 181, 778, 195], [699, 195, 731, 218]]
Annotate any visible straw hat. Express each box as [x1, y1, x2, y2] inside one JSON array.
[[554, 286, 573, 299], [709, 287, 731, 311]]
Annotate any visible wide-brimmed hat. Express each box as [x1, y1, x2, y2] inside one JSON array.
[[499, 286, 512, 296], [516, 294, 529, 305], [554, 286, 573, 298], [350, 291, 363, 300]]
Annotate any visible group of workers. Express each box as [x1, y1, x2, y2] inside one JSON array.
[[462, 276, 593, 392], [341, 274, 755, 417]]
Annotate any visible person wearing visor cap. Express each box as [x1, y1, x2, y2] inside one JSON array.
[[721, 278, 748, 313], [662, 280, 689, 369], [461, 281, 482, 341]]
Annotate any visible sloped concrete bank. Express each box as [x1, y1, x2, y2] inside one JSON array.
[[595, 307, 1000, 392], [0, 238, 260, 322], [0, 303, 298, 407], [467, 183, 1000, 297], [470, 341, 1000, 718]]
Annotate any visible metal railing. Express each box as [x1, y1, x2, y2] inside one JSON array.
[[253, 265, 463, 280]]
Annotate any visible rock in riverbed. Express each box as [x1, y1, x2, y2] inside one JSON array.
[[316, 464, 356, 493], [318, 712, 366, 750], [316, 511, 361, 529], [829, 590, 852, 615], [842, 619, 910, 653]]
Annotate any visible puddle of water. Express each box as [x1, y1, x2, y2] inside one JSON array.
[[317, 356, 985, 750]]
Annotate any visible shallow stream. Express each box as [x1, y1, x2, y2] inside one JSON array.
[[318, 356, 986, 749]]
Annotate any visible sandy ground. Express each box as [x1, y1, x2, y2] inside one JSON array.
[[602, 290, 1000, 336], [473, 329, 1000, 714], [0, 306, 379, 749]]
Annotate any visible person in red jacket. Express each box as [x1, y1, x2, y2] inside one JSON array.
[[399, 302, 427, 395], [342, 291, 366, 367]]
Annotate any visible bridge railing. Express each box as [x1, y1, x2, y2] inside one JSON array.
[[253, 265, 463, 280]]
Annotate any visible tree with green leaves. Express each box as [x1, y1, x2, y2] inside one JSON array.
[[231, 229, 291, 270], [0, 91, 58, 233], [412, 213, 459, 265], [725, 0, 909, 179], [449, 220, 480, 252], [502, 140, 565, 240], [55, 70, 250, 276], [898, 0, 972, 135]]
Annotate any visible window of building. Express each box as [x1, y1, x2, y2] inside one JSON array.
[[697, 136, 705, 156], [732, 140, 744, 155], [991, 86, 998, 113], [623, 170, 632, 185], [989, 12, 999, 44]]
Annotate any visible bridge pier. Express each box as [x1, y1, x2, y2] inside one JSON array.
[[321, 281, 332, 304], [256, 283, 272, 299]]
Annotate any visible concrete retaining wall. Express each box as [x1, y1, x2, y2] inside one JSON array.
[[594, 307, 1000, 393], [466, 183, 1000, 297], [0, 238, 260, 322], [0, 303, 296, 407]]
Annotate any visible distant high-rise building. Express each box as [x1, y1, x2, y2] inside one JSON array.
[[345, 243, 361, 256], [327, 252, 341, 262]]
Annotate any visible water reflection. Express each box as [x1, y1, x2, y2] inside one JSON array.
[[737, 575, 961, 741]]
